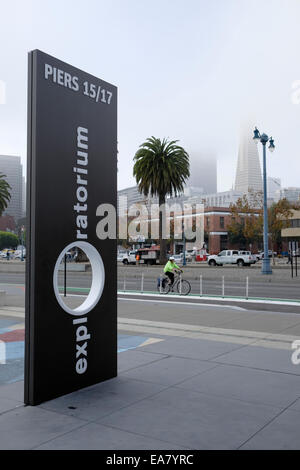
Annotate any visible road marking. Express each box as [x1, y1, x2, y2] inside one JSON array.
[[118, 291, 300, 306], [118, 317, 300, 350], [118, 336, 163, 352], [59, 293, 87, 297], [118, 297, 246, 311], [57, 294, 245, 311]]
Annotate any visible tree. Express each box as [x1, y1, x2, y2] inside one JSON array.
[[268, 198, 292, 264], [227, 221, 247, 248], [227, 192, 293, 261], [0, 173, 11, 215], [0, 231, 18, 250], [133, 137, 190, 264], [227, 191, 263, 249]]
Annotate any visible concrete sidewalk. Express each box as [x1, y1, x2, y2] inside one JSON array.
[[1, 304, 300, 449]]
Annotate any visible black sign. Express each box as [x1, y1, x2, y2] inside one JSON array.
[[25, 50, 117, 405]]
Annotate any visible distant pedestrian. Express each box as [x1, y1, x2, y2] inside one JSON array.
[[6, 251, 10, 261], [287, 251, 291, 264]]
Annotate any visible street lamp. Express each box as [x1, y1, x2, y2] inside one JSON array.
[[182, 220, 186, 266], [268, 137, 275, 152], [253, 127, 275, 274]]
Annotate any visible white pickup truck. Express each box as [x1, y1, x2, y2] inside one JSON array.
[[121, 250, 137, 265], [208, 250, 256, 267]]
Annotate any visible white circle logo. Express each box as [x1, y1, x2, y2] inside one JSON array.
[[53, 241, 105, 316]]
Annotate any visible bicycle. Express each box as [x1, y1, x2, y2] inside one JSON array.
[[157, 270, 191, 296]]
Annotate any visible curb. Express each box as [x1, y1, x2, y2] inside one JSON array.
[[117, 290, 300, 307]]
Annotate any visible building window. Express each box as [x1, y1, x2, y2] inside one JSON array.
[[206, 217, 210, 228], [220, 217, 224, 229], [290, 219, 300, 228], [220, 235, 228, 251]]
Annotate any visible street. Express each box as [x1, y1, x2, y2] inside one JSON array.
[[1, 264, 300, 308], [118, 264, 300, 302]]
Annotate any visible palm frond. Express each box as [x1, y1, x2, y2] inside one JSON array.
[[0, 174, 11, 215], [133, 137, 190, 199]]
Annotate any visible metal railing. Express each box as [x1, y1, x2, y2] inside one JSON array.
[[119, 274, 253, 300], [117, 273, 300, 303]]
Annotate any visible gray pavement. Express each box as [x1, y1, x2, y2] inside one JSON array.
[[1, 299, 300, 449], [2, 261, 300, 306]]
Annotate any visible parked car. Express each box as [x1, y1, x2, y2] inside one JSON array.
[[14, 249, 26, 259], [117, 252, 126, 262], [0, 249, 15, 259], [122, 250, 137, 265], [171, 252, 192, 264], [255, 250, 277, 260], [207, 250, 256, 267], [173, 253, 184, 264], [184, 250, 194, 261]]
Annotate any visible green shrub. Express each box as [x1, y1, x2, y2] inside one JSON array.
[[0, 231, 19, 250]]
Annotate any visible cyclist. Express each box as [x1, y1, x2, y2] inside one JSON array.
[[164, 256, 183, 287]]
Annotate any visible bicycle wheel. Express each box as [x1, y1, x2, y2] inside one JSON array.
[[176, 279, 191, 295], [157, 278, 171, 294]]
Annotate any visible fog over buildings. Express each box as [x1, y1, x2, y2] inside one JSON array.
[[1, 1, 300, 198], [268, 177, 281, 200], [185, 153, 217, 196], [0, 1, 299, 223]]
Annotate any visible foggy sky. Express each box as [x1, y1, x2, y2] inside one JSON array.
[[0, 0, 300, 192]]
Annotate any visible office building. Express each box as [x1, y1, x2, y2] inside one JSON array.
[[0, 215, 15, 232], [267, 177, 281, 200], [118, 185, 159, 215], [235, 126, 263, 195], [275, 187, 300, 203], [202, 189, 243, 208]]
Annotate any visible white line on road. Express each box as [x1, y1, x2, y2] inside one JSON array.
[[59, 294, 87, 297], [118, 297, 246, 311], [59, 294, 246, 310], [118, 291, 300, 307]]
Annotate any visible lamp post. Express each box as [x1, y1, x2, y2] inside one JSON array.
[[253, 127, 275, 275], [182, 220, 186, 266]]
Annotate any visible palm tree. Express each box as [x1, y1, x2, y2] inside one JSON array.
[[0, 174, 11, 215], [133, 137, 190, 264]]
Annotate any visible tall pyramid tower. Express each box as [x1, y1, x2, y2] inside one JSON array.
[[234, 124, 263, 195]]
